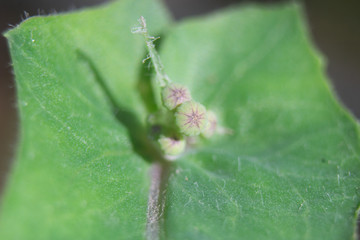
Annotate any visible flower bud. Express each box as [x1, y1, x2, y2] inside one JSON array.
[[175, 101, 207, 136], [158, 136, 186, 157], [161, 83, 191, 110], [202, 110, 217, 138]]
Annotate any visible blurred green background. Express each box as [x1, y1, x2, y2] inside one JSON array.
[[0, 0, 359, 223]]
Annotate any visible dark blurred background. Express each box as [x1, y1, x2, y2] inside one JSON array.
[[0, 0, 359, 200]]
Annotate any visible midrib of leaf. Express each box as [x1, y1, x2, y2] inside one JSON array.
[[78, 49, 170, 240]]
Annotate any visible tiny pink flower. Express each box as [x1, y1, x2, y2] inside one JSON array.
[[162, 83, 191, 110], [158, 136, 186, 157], [175, 101, 207, 136], [202, 111, 217, 138]]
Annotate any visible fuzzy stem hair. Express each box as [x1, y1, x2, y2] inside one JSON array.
[[132, 16, 171, 87]]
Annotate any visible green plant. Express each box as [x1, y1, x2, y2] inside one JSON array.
[[1, 0, 360, 239]]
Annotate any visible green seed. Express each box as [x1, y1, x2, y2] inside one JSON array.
[[158, 136, 186, 157], [175, 101, 207, 136], [202, 110, 217, 138], [161, 83, 191, 110]]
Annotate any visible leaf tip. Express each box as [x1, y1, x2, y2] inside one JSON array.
[[2, 23, 19, 40]]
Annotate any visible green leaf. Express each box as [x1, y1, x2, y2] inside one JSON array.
[[1, 1, 360, 240], [159, 4, 360, 240], [1, 0, 171, 239]]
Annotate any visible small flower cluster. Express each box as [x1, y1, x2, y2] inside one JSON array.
[[158, 83, 218, 159], [162, 83, 216, 138], [133, 16, 218, 160]]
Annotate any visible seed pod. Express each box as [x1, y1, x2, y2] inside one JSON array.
[[158, 136, 186, 157], [202, 110, 217, 138], [161, 83, 191, 110], [175, 101, 207, 136]]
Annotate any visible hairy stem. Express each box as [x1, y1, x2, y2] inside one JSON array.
[[132, 16, 171, 87]]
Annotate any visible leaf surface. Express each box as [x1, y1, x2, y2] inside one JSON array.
[[1, 0, 170, 239], [1, 1, 360, 240], [159, 4, 360, 240]]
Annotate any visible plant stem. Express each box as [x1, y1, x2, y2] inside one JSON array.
[[133, 16, 171, 87]]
